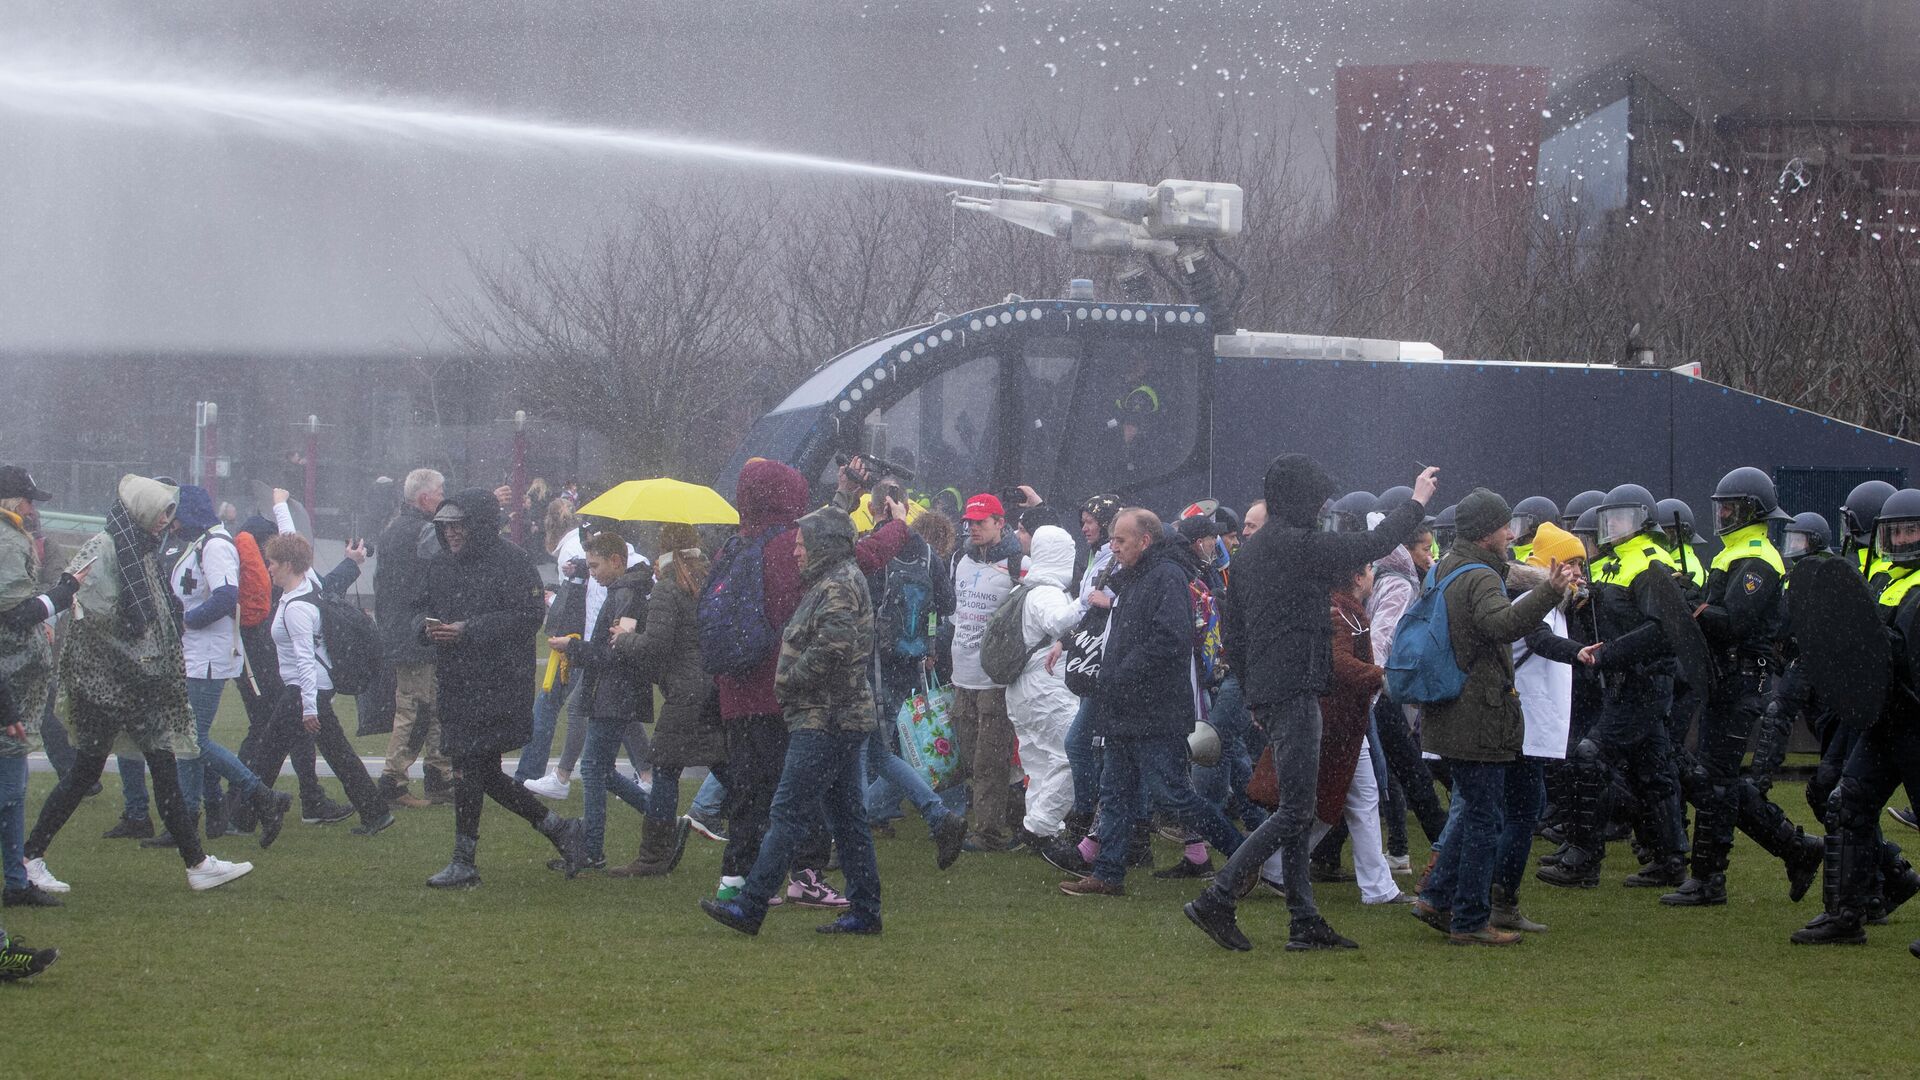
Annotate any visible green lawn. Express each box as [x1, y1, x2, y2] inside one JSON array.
[[5, 758, 1916, 1076]]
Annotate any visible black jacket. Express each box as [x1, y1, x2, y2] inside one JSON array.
[[1226, 454, 1427, 707], [375, 503, 439, 666], [567, 567, 656, 724], [1093, 538, 1197, 740], [416, 488, 546, 756]]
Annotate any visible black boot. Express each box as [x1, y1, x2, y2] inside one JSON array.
[[1625, 855, 1688, 889], [427, 834, 481, 888], [1793, 828, 1875, 944], [1287, 915, 1359, 951], [1786, 832, 1824, 903], [252, 787, 293, 849], [538, 812, 590, 878], [101, 814, 153, 840], [1659, 873, 1727, 906], [1536, 846, 1601, 888]]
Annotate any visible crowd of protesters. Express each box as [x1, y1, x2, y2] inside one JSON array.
[[6, 444, 1920, 980]]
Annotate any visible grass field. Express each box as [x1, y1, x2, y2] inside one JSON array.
[[5, 698, 1917, 1077]]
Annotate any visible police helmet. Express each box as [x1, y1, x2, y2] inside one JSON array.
[[1562, 489, 1607, 528], [1710, 466, 1779, 536], [1432, 503, 1458, 547], [1572, 507, 1600, 538], [1841, 480, 1896, 547], [1323, 490, 1377, 533], [1782, 511, 1832, 560], [1874, 488, 1920, 567], [1596, 484, 1657, 548], [1375, 485, 1416, 518], [1509, 496, 1560, 541], [1655, 498, 1696, 537]]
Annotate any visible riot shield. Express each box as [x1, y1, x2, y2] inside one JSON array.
[[1635, 562, 1715, 696], [1788, 556, 1890, 729]]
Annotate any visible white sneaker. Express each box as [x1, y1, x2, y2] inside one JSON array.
[[524, 767, 570, 801], [24, 857, 70, 894], [187, 855, 255, 891], [1386, 853, 1412, 875]]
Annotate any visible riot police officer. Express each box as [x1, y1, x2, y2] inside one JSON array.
[[1662, 468, 1823, 907], [1792, 488, 1920, 945], [1537, 484, 1697, 890], [1655, 498, 1709, 588], [1508, 496, 1559, 564], [1562, 490, 1606, 532], [1839, 480, 1896, 577]]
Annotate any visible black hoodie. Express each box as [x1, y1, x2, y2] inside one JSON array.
[[1225, 453, 1428, 705], [417, 487, 546, 755]]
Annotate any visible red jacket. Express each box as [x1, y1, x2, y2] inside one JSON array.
[[1315, 589, 1382, 824], [714, 459, 907, 720]]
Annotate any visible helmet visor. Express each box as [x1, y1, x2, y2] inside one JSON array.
[[1508, 514, 1533, 539], [1782, 531, 1811, 559], [1877, 518, 1920, 562], [1599, 505, 1648, 546], [1713, 496, 1757, 536]]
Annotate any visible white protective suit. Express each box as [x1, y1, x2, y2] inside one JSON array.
[[1004, 525, 1083, 837]]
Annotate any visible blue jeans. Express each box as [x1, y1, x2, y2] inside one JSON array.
[[1193, 676, 1267, 829], [516, 669, 577, 781], [180, 677, 265, 813], [690, 771, 725, 819], [1419, 759, 1509, 933], [1066, 696, 1103, 820], [0, 755, 27, 891], [647, 765, 683, 821], [1493, 759, 1547, 896], [581, 717, 650, 861], [1091, 735, 1243, 885], [863, 725, 954, 837], [118, 753, 149, 819], [740, 729, 881, 921]]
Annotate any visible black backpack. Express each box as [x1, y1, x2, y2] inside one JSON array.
[[290, 591, 389, 696], [877, 546, 936, 661]]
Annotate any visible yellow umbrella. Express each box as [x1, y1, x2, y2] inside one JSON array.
[[576, 478, 740, 525]]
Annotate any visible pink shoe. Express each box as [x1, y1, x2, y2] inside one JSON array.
[[787, 868, 850, 909]]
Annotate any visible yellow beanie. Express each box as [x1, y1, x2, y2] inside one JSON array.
[[1527, 521, 1587, 568]]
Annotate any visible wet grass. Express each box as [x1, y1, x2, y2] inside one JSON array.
[[5, 767, 1916, 1077]]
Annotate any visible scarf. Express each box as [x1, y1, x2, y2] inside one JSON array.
[[105, 497, 164, 637]]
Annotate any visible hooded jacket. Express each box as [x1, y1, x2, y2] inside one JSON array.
[[169, 484, 245, 679], [1093, 535, 1197, 740], [416, 487, 546, 756], [1226, 454, 1428, 706], [1367, 542, 1421, 667], [774, 506, 876, 734], [1419, 540, 1566, 762], [1, 507, 61, 754], [60, 475, 196, 752], [717, 458, 810, 720], [1020, 526, 1085, 653]]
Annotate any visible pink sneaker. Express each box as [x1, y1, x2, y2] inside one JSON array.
[[787, 868, 850, 909]]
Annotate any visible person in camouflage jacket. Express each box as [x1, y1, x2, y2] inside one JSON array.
[[702, 505, 886, 937]]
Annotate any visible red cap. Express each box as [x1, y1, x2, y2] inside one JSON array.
[[962, 493, 1004, 521]]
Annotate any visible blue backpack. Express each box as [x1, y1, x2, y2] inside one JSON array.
[[878, 546, 935, 661], [1383, 563, 1494, 706], [698, 528, 785, 678]]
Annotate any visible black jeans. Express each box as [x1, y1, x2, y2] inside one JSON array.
[[237, 625, 326, 807], [450, 752, 550, 839], [254, 687, 388, 827], [720, 714, 828, 879], [1371, 696, 1450, 846], [28, 748, 205, 867]]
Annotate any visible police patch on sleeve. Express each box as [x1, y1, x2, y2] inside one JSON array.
[[1743, 571, 1764, 594]]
